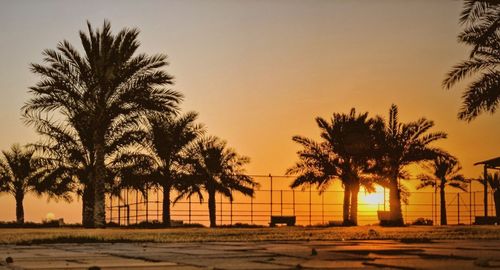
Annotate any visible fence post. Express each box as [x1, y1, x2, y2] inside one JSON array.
[[220, 193, 223, 225], [145, 191, 149, 223], [126, 205, 130, 226], [110, 195, 113, 223], [309, 184, 312, 226], [457, 193, 460, 225], [230, 198, 233, 225], [322, 193, 324, 224], [473, 191, 476, 218], [189, 196, 192, 224], [270, 174, 273, 217], [126, 188, 129, 225], [484, 166, 488, 217], [118, 205, 121, 226], [293, 190, 296, 216], [157, 190, 159, 222], [469, 182, 472, 225], [280, 190, 283, 216], [251, 185, 254, 224]]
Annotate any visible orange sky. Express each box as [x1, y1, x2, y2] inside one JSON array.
[[0, 0, 498, 223]]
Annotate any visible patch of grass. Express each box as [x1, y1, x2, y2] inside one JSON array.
[[0, 225, 499, 245], [14, 235, 150, 245]]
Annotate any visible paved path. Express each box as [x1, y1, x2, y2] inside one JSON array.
[[1, 240, 500, 269]]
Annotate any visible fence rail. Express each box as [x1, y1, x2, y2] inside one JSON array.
[[106, 175, 497, 226]]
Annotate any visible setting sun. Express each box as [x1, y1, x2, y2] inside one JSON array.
[[360, 186, 386, 207]]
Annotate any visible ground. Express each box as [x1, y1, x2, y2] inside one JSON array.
[[0, 226, 499, 269]]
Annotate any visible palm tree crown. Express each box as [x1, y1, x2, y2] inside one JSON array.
[[380, 104, 447, 225], [417, 153, 467, 225], [0, 144, 71, 224], [288, 109, 381, 225], [25, 20, 182, 227], [114, 112, 204, 226], [177, 136, 257, 227], [443, 0, 500, 121]]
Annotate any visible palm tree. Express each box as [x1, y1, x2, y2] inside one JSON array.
[[0, 144, 71, 224], [443, 0, 500, 121], [114, 112, 204, 226], [417, 154, 467, 225], [478, 172, 500, 218], [287, 109, 381, 225], [25, 20, 182, 227], [31, 118, 95, 227], [286, 137, 349, 223], [176, 136, 257, 228], [379, 105, 447, 225]]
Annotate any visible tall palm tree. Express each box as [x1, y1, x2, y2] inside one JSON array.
[[287, 109, 381, 225], [379, 105, 447, 225], [0, 144, 71, 224], [443, 0, 500, 121], [25, 20, 182, 227], [176, 136, 257, 228], [114, 112, 204, 226], [417, 154, 467, 225], [478, 172, 500, 218]]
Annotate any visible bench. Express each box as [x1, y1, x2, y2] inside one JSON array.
[[377, 211, 391, 221], [270, 216, 296, 227], [474, 216, 499, 225]]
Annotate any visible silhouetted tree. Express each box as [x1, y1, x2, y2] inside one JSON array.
[[113, 112, 204, 226], [31, 118, 100, 227], [0, 144, 71, 224], [176, 136, 257, 227], [417, 153, 467, 225], [443, 0, 500, 121], [25, 20, 181, 227], [378, 105, 446, 225], [478, 172, 500, 218], [287, 109, 381, 225]]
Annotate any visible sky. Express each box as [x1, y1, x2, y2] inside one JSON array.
[[0, 0, 499, 223]]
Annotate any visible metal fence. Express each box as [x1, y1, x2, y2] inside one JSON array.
[[106, 175, 496, 226]]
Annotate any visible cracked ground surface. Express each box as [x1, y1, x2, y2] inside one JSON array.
[[1, 240, 500, 269]]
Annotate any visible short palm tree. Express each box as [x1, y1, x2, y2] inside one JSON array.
[[176, 136, 257, 228], [0, 144, 71, 224], [379, 105, 446, 225], [115, 112, 204, 226], [25, 20, 182, 227], [287, 109, 381, 225], [478, 172, 500, 218], [417, 154, 467, 225], [443, 0, 500, 121]]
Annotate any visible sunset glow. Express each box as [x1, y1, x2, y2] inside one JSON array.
[[0, 0, 498, 226]]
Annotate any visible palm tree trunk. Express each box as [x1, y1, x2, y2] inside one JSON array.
[[389, 171, 404, 225], [440, 184, 447, 225], [349, 182, 360, 226], [493, 189, 500, 218], [342, 184, 351, 225], [93, 137, 106, 228], [208, 188, 217, 228], [162, 184, 171, 227], [82, 183, 94, 227], [15, 192, 24, 224]]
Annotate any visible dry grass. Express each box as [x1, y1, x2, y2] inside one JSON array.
[[0, 225, 499, 245]]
